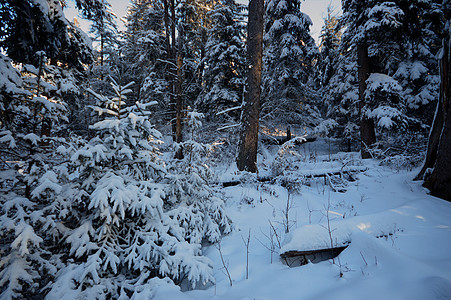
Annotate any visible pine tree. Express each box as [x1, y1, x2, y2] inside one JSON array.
[[166, 112, 232, 245], [123, 0, 167, 107], [0, 51, 72, 299], [316, 7, 358, 148], [0, 0, 92, 69], [44, 79, 228, 297], [84, 0, 119, 95], [196, 0, 246, 123], [237, 0, 264, 173], [262, 0, 320, 127], [340, 0, 442, 156], [317, 7, 341, 88]]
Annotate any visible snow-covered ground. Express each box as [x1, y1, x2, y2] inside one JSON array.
[[149, 142, 451, 300]]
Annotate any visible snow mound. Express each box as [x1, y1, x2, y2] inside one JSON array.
[[281, 210, 402, 253]]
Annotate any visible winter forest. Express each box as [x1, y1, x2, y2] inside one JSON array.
[[0, 0, 451, 299]]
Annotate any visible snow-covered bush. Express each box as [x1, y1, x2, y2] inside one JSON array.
[[44, 81, 228, 298], [166, 112, 232, 246], [314, 119, 339, 138], [0, 52, 74, 299], [365, 73, 406, 131]]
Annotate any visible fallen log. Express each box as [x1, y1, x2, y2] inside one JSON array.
[[280, 246, 348, 266], [219, 166, 366, 187], [280, 246, 348, 259], [279, 211, 401, 267], [261, 134, 317, 145]]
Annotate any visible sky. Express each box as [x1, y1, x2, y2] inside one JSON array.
[[65, 0, 342, 44], [302, 0, 342, 42]]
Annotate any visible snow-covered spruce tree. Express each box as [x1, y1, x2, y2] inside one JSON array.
[[362, 0, 441, 131], [166, 112, 232, 246], [0, 0, 92, 69], [177, 0, 216, 108], [389, 0, 442, 130], [195, 0, 246, 124], [262, 0, 320, 127], [364, 73, 406, 131], [0, 51, 74, 299], [340, 0, 442, 154], [325, 53, 361, 150], [316, 7, 361, 150], [84, 0, 119, 94], [317, 6, 341, 89], [123, 0, 168, 110], [0, 0, 93, 135], [47, 79, 226, 298]]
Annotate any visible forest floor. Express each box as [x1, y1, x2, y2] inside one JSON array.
[[151, 139, 451, 300]]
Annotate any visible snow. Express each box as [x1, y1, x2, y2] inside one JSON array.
[[152, 142, 451, 300], [31, 171, 62, 198], [0, 130, 17, 148], [0, 54, 24, 95], [23, 133, 40, 146], [281, 210, 402, 253], [366, 73, 402, 95], [11, 222, 43, 256]]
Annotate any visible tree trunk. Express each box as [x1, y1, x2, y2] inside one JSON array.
[[415, 46, 449, 181], [236, 0, 264, 173], [174, 24, 184, 159], [198, 28, 207, 85], [423, 33, 451, 201], [165, 0, 177, 142], [357, 44, 376, 159]]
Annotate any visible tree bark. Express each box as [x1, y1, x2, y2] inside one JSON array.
[[236, 0, 264, 173], [416, 44, 449, 181], [423, 33, 451, 201], [165, 0, 177, 142], [174, 24, 184, 159], [357, 44, 376, 159]]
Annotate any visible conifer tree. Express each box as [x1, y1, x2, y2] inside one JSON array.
[[338, 0, 442, 156], [44, 79, 230, 297], [196, 0, 246, 123], [0, 0, 92, 69], [123, 0, 167, 106], [262, 0, 320, 126], [315, 7, 359, 148], [317, 6, 341, 89], [86, 0, 119, 94], [237, 0, 264, 173], [0, 51, 72, 299]]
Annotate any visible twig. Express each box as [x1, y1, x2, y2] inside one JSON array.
[[241, 229, 251, 279], [360, 251, 368, 266], [216, 242, 232, 286]]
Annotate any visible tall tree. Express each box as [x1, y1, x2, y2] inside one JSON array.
[[317, 6, 341, 89], [262, 0, 319, 126], [340, 0, 441, 157], [87, 0, 118, 90], [0, 51, 71, 300], [123, 0, 167, 106], [420, 0, 451, 200], [0, 0, 92, 69], [196, 0, 246, 123], [341, 0, 378, 158], [357, 43, 376, 158], [236, 0, 264, 173], [317, 7, 360, 150]]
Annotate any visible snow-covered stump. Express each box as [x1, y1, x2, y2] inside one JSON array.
[[280, 211, 402, 267]]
